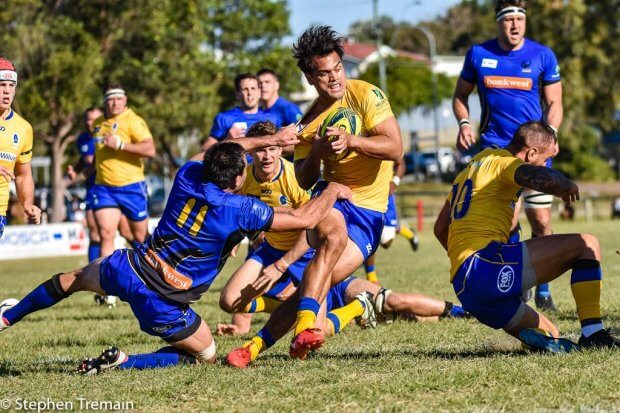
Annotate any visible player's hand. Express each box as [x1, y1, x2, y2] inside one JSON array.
[[559, 182, 580, 204], [326, 182, 353, 200], [456, 124, 476, 152], [229, 243, 240, 258], [216, 323, 240, 336], [272, 125, 300, 148], [23, 204, 41, 225], [310, 129, 333, 158], [0, 165, 15, 182], [325, 126, 353, 157], [253, 263, 284, 292], [66, 165, 77, 182], [102, 133, 122, 150], [227, 126, 246, 139]]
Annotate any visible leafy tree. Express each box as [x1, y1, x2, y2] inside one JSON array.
[[360, 56, 454, 117]]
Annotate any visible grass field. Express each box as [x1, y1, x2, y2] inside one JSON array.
[[2, 219, 620, 411]]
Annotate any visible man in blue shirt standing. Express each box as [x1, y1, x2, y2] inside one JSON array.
[[452, 0, 563, 311], [201, 73, 280, 154], [257, 68, 302, 127]]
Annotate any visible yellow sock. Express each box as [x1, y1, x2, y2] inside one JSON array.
[[295, 310, 316, 335], [399, 225, 415, 240], [243, 336, 266, 361], [366, 270, 379, 283], [571, 280, 602, 321], [327, 300, 365, 334], [243, 296, 282, 313]]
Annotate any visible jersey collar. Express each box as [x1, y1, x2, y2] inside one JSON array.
[[1, 108, 14, 121]]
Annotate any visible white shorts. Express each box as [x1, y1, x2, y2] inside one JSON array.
[[380, 225, 396, 245], [522, 189, 553, 209]]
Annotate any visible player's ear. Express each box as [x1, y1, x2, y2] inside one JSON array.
[[525, 147, 538, 162]]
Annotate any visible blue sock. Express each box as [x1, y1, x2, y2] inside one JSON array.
[[257, 327, 276, 348], [364, 263, 375, 273], [327, 313, 341, 333], [3, 274, 70, 325], [536, 283, 551, 297], [88, 241, 101, 262], [449, 304, 469, 319], [298, 297, 320, 315], [118, 346, 196, 370]]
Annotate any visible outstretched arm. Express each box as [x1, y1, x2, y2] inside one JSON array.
[[270, 183, 351, 231], [514, 164, 579, 203], [223, 125, 300, 152]]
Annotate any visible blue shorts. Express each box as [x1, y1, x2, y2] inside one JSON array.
[[91, 181, 149, 221], [99, 249, 201, 342], [385, 194, 398, 227], [313, 182, 385, 260], [326, 276, 356, 311], [247, 241, 314, 300], [0, 215, 5, 239], [452, 241, 537, 329]]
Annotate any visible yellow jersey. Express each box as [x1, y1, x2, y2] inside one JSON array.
[[447, 148, 524, 279], [294, 79, 394, 212], [0, 109, 33, 215], [241, 158, 310, 250], [93, 108, 153, 186]]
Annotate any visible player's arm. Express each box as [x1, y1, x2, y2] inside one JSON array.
[[433, 200, 450, 251], [294, 132, 330, 189], [119, 138, 156, 158], [222, 125, 299, 152], [390, 156, 406, 194], [514, 164, 579, 203], [452, 77, 477, 151], [543, 82, 563, 133], [14, 162, 41, 224], [327, 116, 403, 162], [270, 182, 351, 231]]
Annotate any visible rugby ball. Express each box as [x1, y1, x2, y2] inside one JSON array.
[[319, 107, 362, 161]]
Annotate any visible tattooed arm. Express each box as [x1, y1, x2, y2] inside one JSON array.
[[514, 164, 579, 203], [270, 182, 352, 231]]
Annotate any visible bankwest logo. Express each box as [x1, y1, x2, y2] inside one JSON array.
[[484, 76, 532, 91], [0, 152, 16, 162]]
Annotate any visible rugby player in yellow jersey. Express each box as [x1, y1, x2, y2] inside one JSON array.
[[217, 121, 313, 334], [0, 57, 41, 237], [434, 121, 620, 351], [91, 84, 156, 258]]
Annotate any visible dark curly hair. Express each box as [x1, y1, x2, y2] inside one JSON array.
[[495, 0, 527, 13], [203, 142, 246, 189], [292, 26, 344, 74]]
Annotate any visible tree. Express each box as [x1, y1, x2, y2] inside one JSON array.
[[1, 0, 299, 222], [360, 56, 454, 117]]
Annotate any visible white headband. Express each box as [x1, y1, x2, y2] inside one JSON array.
[[0, 70, 17, 83], [496, 6, 526, 21], [104, 88, 126, 100]]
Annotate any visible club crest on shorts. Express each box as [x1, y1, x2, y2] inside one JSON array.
[[497, 265, 515, 293]]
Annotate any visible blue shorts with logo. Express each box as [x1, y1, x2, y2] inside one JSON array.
[[91, 181, 149, 221], [385, 194, 398, 227], [247, 241, 314, 300], [326, 276, 356, 311], [0, 215, 5, 239], [99, 249, 201, 342], [312, 181, 385, 260], [452, 241, 536, 329]]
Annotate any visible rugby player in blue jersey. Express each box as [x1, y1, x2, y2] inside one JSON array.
[[452, 0, 563, 311], [0, 137, 353, 374]]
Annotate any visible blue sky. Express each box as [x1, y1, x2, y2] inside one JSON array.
[[287, 0, 463, 41]]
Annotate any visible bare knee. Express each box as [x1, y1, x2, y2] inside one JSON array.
[[219, 291, 238, 314], [385, 292, 403, 312], [580, 233, 601, 260]]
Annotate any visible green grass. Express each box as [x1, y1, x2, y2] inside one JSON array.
[[2, 220, 620, 411]]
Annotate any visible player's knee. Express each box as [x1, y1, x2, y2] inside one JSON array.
[[218, 292, 237, 314], [384, 292, 403, 312], [580, 233, 601, 259], [320, 228, 347, 250], [193, 340, 217, 364], [530, 219, 551, 237]]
